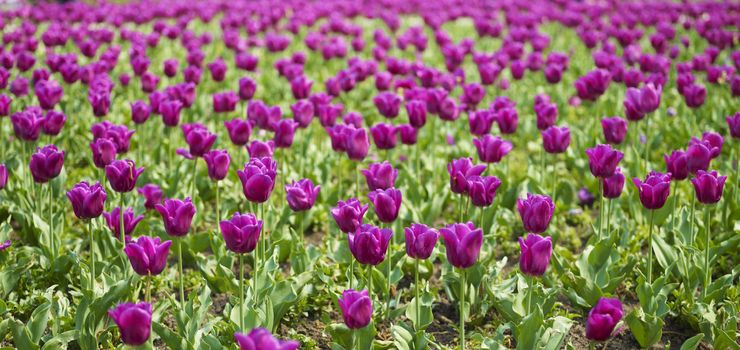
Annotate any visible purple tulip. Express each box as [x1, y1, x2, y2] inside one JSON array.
[[34, 79, 63, 110], [124, 236, 171, 276], [332, 198, 368, 234], [373, 92, 402, 119], [585, 298, 623, 341], [495, 107, 519, 134], [348, 224, 392, 265], [104, 207, 144, 240], [534, 102, 558, 130], [273, 119, 298, 148], [701, 132, 723, 158], [468, 110, 495, 136], [575, 69, 611, 101], [66, 181, 107, 219], [89, 138, 117, 169], [601, 117, 628, 145], [518, 233, 552, 276], [467, 175, 502, 207], [603, 168, 626, 199], [397, 124, 418, 145], [42, 110, 66, 136], [130, 101, 151, 124], [633, 171, 672, 210], [337, 289, 373, 330], [11, 110, 43, 141], [367, 188, 402, 223], [30, 145, 64, 183], [686, 139, 712, 174], [137, 184, 163, 210], [461, 83, 485, 108], [683, 84, 706, 108], [345, 126, 370, 161], [224, 118, 252, 146], [247, 140, 275, 159], [292, 100, 314, 128], [727, 113, 740, 138], [10, 76, 29, 97], [361, 161, 398, 191], [404, 224, 438, 260], [156, 197, 196, 237], [541, 126, 570, 154], [406, 100, 427, 128], [234, 328, 299, 350], [285, 179, 320, 212], [208, 58, 227, 81], [440, 222, 483, 269], [106, 160, 144, 193], [0, 94, 11, 116], [447, 158, 486, 194], [182, 123, 217, 157], [473, 135, 512, 163], [203, 150, 230, 181], [91, 122, 135, 154], [691, 170, 727, 205], [370, 123, 397, 150], [585, 144, 624, 178], [220, 212, 262, 254], [237, 157, 277, 203], [0, 164, 7, 190], [290, 76, 313, 100], [517, 193, 554, 234], [664, 151, 689, 181], [108, 303, 152, 346], [213, 91, 238, 113], [239, 77, 257, 101]]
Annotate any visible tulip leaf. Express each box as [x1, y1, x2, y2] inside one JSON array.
[[679, 333, 703, 350]]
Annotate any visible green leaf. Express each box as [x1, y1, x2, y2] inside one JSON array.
[[27, 302, 51, 343], [678, 333, 703, 350]]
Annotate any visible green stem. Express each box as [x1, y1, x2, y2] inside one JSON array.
[[647, 210, 655, 284], [146, 273, 151, 303], [642, 115, 651, 172], [598, 178, 604, 240], [386, 245, 391, 320], [352, 329, 356, 350], [119, 193, 125, 244], [540, 146, 545, 184], [702, 205, 712, 298], [459, 269, 466, 350], [89, 219, 95, 295], [191, 157, 198, 202], [178, 238, 185, 304], [415, 259, 420, 331], [670, 186, 679, 234], [526, 276, 533, 315], [355, 164, 360, 199], [689, 193, 696, 244], [239, 253, 244, 331], [605, 198, 611, 241], [48, 184, 54, 259], [349, 257, 354, 290]]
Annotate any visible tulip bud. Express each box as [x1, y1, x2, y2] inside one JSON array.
[[404, 223, 438, 260], [601, 117, 627, 145], [541, 126, 570, 154], [440, 222, 483, 269], [234, 328, 299, 350], [518, 233, 553, 276], [203, 150, 230, 181], [585, 144, 624, 178], [30, 145, 64, 183], [331, 198, 368, 234], [220, 212, 262, 254], [137, 184, 163, 210], [603, 168, 625, 199], [237, 157, 277, 203], [367, 187, 402, 223], [517, 193, 554, 234], [585, 297, 623, 341], [370, 123, 397, 150], [338, 289, 373, 329], [691, 170, 727, 205], [0, 164, 7, 190], [361, 162, 398, 191], [124, 236, 171, 276], [447, 158, 486, 194], [285, 179, 320, 212], [66, 181, 107, 219], [106, 160, 144, 193], [108, 302, 152, 346], [632, 171, 672, 210], [473, 135, 512, 163], [156, 197, 196, 237], [348, 224, 392, 265], [664, 150, 689, 181], [467, 175, 502, 207], [103, 207, 144, 240]]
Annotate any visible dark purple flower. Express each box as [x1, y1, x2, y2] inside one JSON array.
[[213, 91, 238, 113], [108, 303, 152, 346], [440, 222, 483, 269], [701, 132, 723, 159], [519, 233, 553, 276], [683, 84, 706, 108], [361, 161, 398, 191], [224, 118, 252, 146], [90, 138, 117, 169], [603, 168, 626, 199], [397, 124, 418, 145], [237, 157, 277, 203], [495, 107, 518, 134], [272, 119, 298, 148], [285, 179, 320, 212], [447, 158, 486, 194], [247, 140, 275, 159], [331, 198, 368, 234], [517, 193, 554, 234], [337, 290, 373, 330], [131, 101, 151, 124], [291, 100, 314, 128], [578, 187, 596, 207], [160, 99, 183, 127], [541, 126, 570, 154], [30, 145, 64, 183], [137, 184, 163, 210], [405, 223, 438, 260], [124, 236, 171, 276], [207, 58, 227, 82], [345, 127, 370, 161], [467, 175, 502, 207], [220, 212, 262, 254], [203, 150, 230, 181], [234, 328, 299, 350], [0, 164, 7, 190], [585, 298, 623, 341], [728, 113, 740, 139], [468, 110, 495, 136], [686, 138, 712, 174], [104, 207, 144, 240], [585, 144, 624, 178], [349, 224, 392, 266], [534, 102, 558, 130], [11, 110, 43, 141], [42, 110, 66, 136], [66, 181, 107, 219], [691, 170, 727, 205], [473, 135, 512, 163], [374, 92, 402, 119], [370, 123, 397, 150], [406, 100, 427, 128], [367, 188, 402, 223], [664, 151, 689, 181], [633, 171, 672, 210], [34, 79, 63, 110], [182, 123, 217, 157], [156, 197, 196, 237], [601, 117, 628, 145], [105, 160, 144, 193]]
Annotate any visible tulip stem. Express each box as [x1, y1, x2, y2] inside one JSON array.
[[48, 184, 54, 259], [355, 164, 360, 199], [526, 275, 533, 315], [191, 158, 198, 202], [605, 198, 611, 242], [459, 269, 466, 350], [89, 219, 95, 295], [351, 329, 356, 350], [367, 264, 373, 304], [670, 186, 678, 234], [647, 210, 655, 284], [540, 146, 545, 184], [414, 258, 420, 331], [239, 253, 244, 331], [119, 193, 125, 244], [702, 205, 711, 298], [386, 251, 391, 320], [689, 192, 696, 244], [598, 178, 604, 240], [146, 272, 151, 303], [349, 258, 354, 290], [178, 238, 185, 305], [642, 115, 651, 172]]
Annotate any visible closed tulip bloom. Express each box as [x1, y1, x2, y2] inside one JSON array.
[[106, 160, 144, 193], [224, 118, 252, 146], [124, 236, 171, 276], [639, 83, 662, 113], [160, 99, 183, 127], [727, 113, 740, 138], [518, 233, 552, 276], [10, 76, 29, 97], [292, 100, 314, 128], [397, 124, 418, 145], [338, 289, 373, 330], [683, 84, 706, 108], [440, 222, 483, 269], [108, 303, 152, 346], [156, 197, 196, 237], [468, 110, 495, 136], [664, 151, 689, 180], [220, 212, 262, 254], [332, 198, 368, 233], [447, 158, 486, 194], [632, 171, 672, 210], [327, 125, 349, 152], [367, 188, 402, 223], [349, 224, 392, 265], [66, 181, 107, 219], [345, 126, 370, 161], [686, 139, 712, 174], [541, 126, 570, 154], [237, 157, 277, 203], [247, 140, 275, 159], [406, 100, 427, 128], [603, 168, 625, 199], [404, 223, 438, 259], [0, 164, 7, 190], [290, 76, 313, 100], [534, 102, 558, 130], [273, 119, 298, 148], [11, 110, 43, 141], [90, 138, 117, 169], [182, 124, 217, 157], [601, 117, 628, 145], [234, 328, 299, 350], [30, 145, 64, 183], [438, 97, 460, 121], [91, 122, 135, 154], [578, 187, 596, 207], [42, 110, 66, 136], [473, 135, 512, 163], [238, 77, 257, 100], [585, 298, 623, 341], [163, 59, 178, 77], [361, 161, 398, 191], [370, 123, 397, 150], [691, 170, 727, 204], [585, 144, 624, 178], [285, 179, 320, 212], [517, 193, 554, 233], [701, 132, 723, 158], [461, 83, 485, 107], [0, 94, 11, 116], [208, 58, 227, 81], [343, 112, 363, 128], [137, 184, 163, 210], [34, 79, 63, 110], [467, 175, 502, 207], [212, 91, 238, 113], [374, 92, 402, 118], [203, 150, 230, 181], [104, 207, 144, 240], [495, 107, 519, 134]]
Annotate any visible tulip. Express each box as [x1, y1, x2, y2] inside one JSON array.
[[224, 118, 252, 146], [0, 164, 7, 190], [160, 99, 183, 127], [466, 176, 502, 207], [272, 119, 298, 148], [34, 79, 63, 110], [664, 151, 689, 181], [603, 168, 625, 199], [495, 107, 518, 134], [361, 161, 397, 191], [683, 84, 706, 108], [106, 160, 144, 193], [11, 110, 43, 141], [331, 198, 368, 234], [585, 144, 623, 178], [208, 58, 227, 81], [367, 188, 402, 223], [220, 212, 262, 254], [285, 179, 320, 212], [438, 97, 459, 121], [343, 112, 363, 128], [156, 197, 196, 237], [290, 76, 313, 100], [137, 184, 163, 210], [30, 145, 64, 183], [338, 289, 373, 330], [327, 125, 349, 152], [601, 117, 627, 145], [404, 224, 438, 260], [67, 181, 107, 220], [473, 135, 512, 163], [468, 110, 495, 136], [237, 157, 277, 203], [633, 171, 671, 210], [727, 112, 740, 138], [397, 124, 418, 145], [370, 123, 397, 150], [447, 158, 486, 195], [10, 76, 29, 96], [234, 328, 299, 350], [238, 77, 257, 100], [90, 138, 117, 169], [163, 59, 178, 77], [124, 236, 171, 276], [203, 150, 230, 181], [91, 122, 135, 154], [541, 126, 570, 154], [406, 100, 427, 128], [42, 110, 66, 136], [373, 92, 402, 118], [702, 132, 723, 158], [292, 100, 314, 128], [461, 83, 485, 108], [247, 140, 275, 159], [348, 224, 392, 266], [578, 187, 596, 207], [182, 123, 217, 157], [534, 102, 557, 130], [213, 91, 238, 113], [345, 126, 370, 161], [0, 94, 11, 116], [103, 207, 144, 240], [517, 193, 554, 234], [108, 303, 152, 346], [691, 170, 726, 205], [140, 72, 159, 93], [686, 138, 712, 174], [585, 298, 623, 341], [518, 233, 552, 276]]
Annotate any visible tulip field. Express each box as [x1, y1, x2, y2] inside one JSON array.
[[1, 0, 740, 349]]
